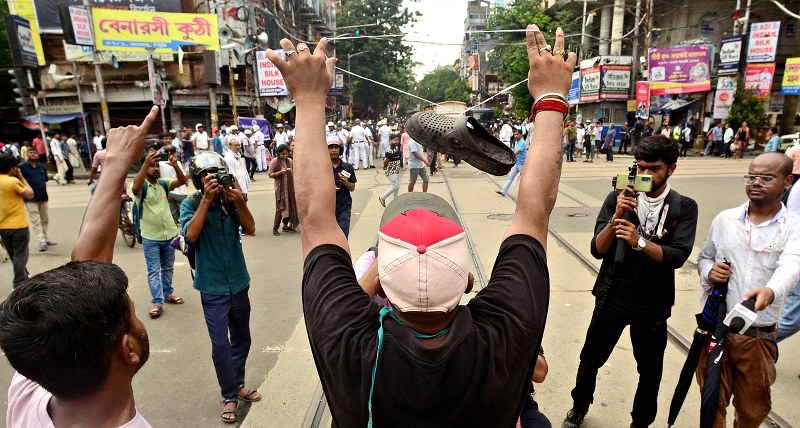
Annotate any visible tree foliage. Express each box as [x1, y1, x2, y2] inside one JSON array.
[[416, 68, 470, 104], [727, 91, 765, 132], [336, 0, 419, 119], [488, 1, 577, 117]]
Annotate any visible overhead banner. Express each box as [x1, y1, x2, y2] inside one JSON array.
[[718, 35, 742, 76], [256, 50, 288, 96], [714, 77, 737, 119], [580, 67, 600, 103], [92, 9, 218, 53], [747, 21, 780, 63], [63, 41, 173, 62], [781, 58, 800, 95], [36, 0, 182, 30], [567, 71, 580, 105], [236, 117, 271, 139], [4, 15, 38, 68], [600, 65, 630, 100], [647, 46, 711, 95], [635, 81, 650, 119], [744, 62, 775, 96]]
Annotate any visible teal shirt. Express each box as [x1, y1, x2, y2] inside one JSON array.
[[180, 196, 250, 295], [764, 135, 780, 153]]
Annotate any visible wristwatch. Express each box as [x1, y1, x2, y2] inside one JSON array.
[[633, 236, 647, 251]]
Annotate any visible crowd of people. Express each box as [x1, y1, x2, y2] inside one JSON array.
[[2, 25, 800, 428]]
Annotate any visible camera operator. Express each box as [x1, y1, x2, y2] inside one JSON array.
[[180, 152, 258, 423], [563, 135, 698, 428]]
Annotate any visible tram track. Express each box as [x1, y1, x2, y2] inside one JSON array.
[[481, 171, 792, 428]]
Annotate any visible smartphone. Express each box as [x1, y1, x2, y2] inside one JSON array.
[[158, 153, 169, 162], [614, 174, 653, 193]]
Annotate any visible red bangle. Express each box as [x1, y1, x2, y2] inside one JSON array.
[[529, 99, 568, 122]]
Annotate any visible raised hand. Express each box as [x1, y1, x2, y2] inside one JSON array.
[[106, 105, 159, 164], [525, 26, 576, 101], [266, 38, 336, 103]]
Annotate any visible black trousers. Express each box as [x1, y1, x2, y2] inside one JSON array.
[[244, 157, 257, 179], [570, 306, 667, 427], [65, 160, 74, 182], [0, 228, 30, 287]]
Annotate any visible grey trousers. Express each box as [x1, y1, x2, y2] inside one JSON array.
[[0, 228, 30, 287]]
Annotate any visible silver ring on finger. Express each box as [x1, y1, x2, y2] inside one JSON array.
[[297, 44, 309, 52], [539, 44, 552, 53], [285, 50, 296, 58]]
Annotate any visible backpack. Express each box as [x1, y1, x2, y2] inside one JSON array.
[[132, 179, 170, 244]]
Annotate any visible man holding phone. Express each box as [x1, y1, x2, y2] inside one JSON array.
[[131, 143, 188, 318], [563, 135, 699, 428], [329, 137, 356, 238]]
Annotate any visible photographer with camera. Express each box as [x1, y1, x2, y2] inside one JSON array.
[[180, 151, 258, 423], [563, 135, 698, 428], [131, 143, 188, 318]]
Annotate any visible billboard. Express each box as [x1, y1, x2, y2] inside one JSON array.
[[744, 62, 775, 97], [92, 9, 218, 53], [567, 71, 580, 105], [747, 21, 780, 63], [36, 0, 181, 30], [714, 77, 737, 119], [647, 47, 711, 95], [580, 67, 600, 103], [600, 65, 630, 100], [237, 117, 271, 139], [6, 0, 45, 65], [635, 81, 650, 119], [718, 35, 742, 76], [256, 50, 288, 96], [781, 58, 800, 96], [4, 15, 38, 68]]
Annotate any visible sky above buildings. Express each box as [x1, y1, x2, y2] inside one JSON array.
[[402, 0, 468, 81]]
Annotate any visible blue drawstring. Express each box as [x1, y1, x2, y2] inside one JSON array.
[[367, 306, 451, 427]]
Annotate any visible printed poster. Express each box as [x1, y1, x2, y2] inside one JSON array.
[[714, 77, 737, 119], [718, 35, 742, 76], [781, 57, 800, 96], [744, 62, 775, 96], [647, 47, 711, 95], [567, 71, 580, 105], [635, 81, 650, 119]]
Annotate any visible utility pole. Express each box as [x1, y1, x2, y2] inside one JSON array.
[[72, 62, 92, 162], [82, 0, 110, 132], [630, 0, 642, 97]]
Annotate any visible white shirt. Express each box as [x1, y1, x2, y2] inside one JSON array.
[[787, 183, 800, 216], [158, 161, 188, 196], [274, 131, 289, 147], [191, 131, 209, 150], [224, 150, 250, 194], [364, 127, 374, 142], [7, 372, 151, 428], [351, 125, 366, 142], [594, 126, 603, 140], [93, 135, 104, 151], [499, 124, 513, 142], [252, 130, 265, 146], [241, 135, 254, 157], [378, 125, 391, 144], [171, 137, 182, 154], [576, 127, 586, 143], [338, 129, 350, 144], [724, 127, 735, 143], [697, 202, 800, 326], [224, 133, 242, 152], [49, 139, 63, 161]]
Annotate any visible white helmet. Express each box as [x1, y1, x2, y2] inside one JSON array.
[[252, 124, 260, 132]]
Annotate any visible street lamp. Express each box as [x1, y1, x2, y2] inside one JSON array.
[[221, 32, 269, 120]]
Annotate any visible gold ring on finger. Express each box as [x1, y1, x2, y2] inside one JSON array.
[[539, 44, 552, 53], [554, 49, 565, 57]]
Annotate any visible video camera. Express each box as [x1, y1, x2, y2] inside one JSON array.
[[612, 160, 653, 194]]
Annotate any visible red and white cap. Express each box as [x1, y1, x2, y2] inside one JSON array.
[[377, 193, 470, 313]]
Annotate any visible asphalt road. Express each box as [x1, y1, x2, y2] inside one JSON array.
[[1, 155, 798, 427]]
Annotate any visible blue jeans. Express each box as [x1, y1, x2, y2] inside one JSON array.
[[201, 289, 252, 400], [566, 140, 575, 161], [336, 208, 351, 239], [501, 163, 523, 195], [778, 283, 800, 342], [142, 238, 175, 306]]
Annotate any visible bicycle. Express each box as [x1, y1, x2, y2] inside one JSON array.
[[119, 194, 136, 248]]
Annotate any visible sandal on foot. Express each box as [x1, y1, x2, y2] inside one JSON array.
[[405, 111, 514, 176], [221, 399, 238, 423], [164, 296, 184, 304], [148, 306, 163, 318], [237, 388, 261, 402], [378, 196, 386, 207]]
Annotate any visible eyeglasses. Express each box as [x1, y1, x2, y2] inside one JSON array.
[[743, 174, 785, 186]]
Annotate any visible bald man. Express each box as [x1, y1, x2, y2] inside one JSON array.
[[696, 152, 800, 427]]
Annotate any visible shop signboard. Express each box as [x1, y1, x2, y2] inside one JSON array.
[[256, 50, 288, 97], [747, 21, 780, 63], [781, 57, 800, 95], [647, 46, 711, 95], [718, 35, 742, 76], [600, 65, 630, 100], [580, 67, 600, 103], [92, 9, 218, 53]]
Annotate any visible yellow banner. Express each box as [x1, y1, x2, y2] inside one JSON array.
[[6, 0, 45, 65], [781, 58, 800, 95], [92, 9, 218, 53]]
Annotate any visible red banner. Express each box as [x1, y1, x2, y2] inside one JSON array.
[[635, 81, 650, 119]]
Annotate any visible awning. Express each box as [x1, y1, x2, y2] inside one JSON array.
[[24, 112, 87, 124], [651, 99, 697, 114]]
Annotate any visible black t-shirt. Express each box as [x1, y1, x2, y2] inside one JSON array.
[[302, 235, 550, 428], [332, 161, 356, 214]]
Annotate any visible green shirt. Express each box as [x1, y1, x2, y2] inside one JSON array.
[[133, 178, 178, 241], [567, 127, 577, 141], [180, 196, 250, 295]]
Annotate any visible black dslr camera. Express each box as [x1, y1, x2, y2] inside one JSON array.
[[214, 172, 235, 189], [612, 160, 653, 194]]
